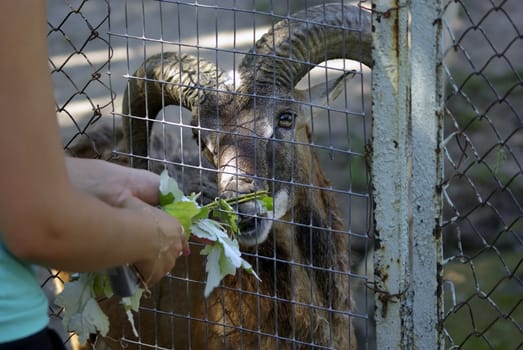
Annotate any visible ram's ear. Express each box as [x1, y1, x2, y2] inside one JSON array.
[[306, 70, 358, 107]]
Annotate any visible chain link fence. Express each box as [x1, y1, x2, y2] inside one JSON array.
[[49, 0, 113, 151], [42, 0, 522, 349], [441, 0, 522, 349], [45, 1, 114, 348]]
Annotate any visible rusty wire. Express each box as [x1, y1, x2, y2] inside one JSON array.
[[441, 0, 522, 349]]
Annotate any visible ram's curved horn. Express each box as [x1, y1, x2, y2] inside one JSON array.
[[238, 4, 372, 94], [122, 52, 229, 168]]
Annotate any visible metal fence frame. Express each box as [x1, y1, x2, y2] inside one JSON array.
[[371, 0, 444, 349]]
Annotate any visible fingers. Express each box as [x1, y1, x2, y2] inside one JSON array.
[[120, 194, 190, 288], [125, 168, 162, 205], [134, 254, 175, 288], [133, 207, 189, 288], [181, 227, 191, 256]]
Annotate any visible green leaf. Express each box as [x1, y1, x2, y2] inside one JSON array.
[[216, 234, 243, 269], [55, 277, 91, 325], [211, 198, 239, 235], [218, 245, 238, 276], [160, 192, 175, 207], [70, 298, 109, 343], [90, 272, 113, 298], [121, 288, 144, 312], [201, 244, 224, 297], [259, 195, 274, 211], [55, 274, 110, 344], [162, 200, 202, 233], [190, 218, 225, 242], [193, 205, 210, 221], [89, 273, 103, 297], [159, 169, 184, 205]]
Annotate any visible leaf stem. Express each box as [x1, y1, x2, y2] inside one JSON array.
[[203, 190, 270, 210]]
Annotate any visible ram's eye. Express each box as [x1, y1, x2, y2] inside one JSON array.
[[278, 112, 295, 128]]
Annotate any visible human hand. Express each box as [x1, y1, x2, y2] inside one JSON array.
[[65, 157, 161, 207], [123, 197, 190, 288]]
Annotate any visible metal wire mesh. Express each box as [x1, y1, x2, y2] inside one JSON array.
[[42, 1, 523, 349], [47, 1, 373, 349], [441, 0, 523, 349]]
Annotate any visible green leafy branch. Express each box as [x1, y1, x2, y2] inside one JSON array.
[[159, 170, 271, 296], [55, 272, 142, 344], [56, 169, 272, 343]]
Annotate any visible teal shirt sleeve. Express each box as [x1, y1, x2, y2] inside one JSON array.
[[0, 234, 49, 343]]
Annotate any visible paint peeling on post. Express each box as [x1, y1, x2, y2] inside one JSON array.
[[371, 0, 444, 349]]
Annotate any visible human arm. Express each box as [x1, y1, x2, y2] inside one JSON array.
[[0, 1, 187, 287]]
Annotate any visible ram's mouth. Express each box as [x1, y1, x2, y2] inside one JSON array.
[[232, 199, 269, 246], [238, 214, 260, 233], [236, 214, 272, 247], [234, 190, 289, 247]]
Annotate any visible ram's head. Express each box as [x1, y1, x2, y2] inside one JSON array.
[[122, 3, 372, 246]]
